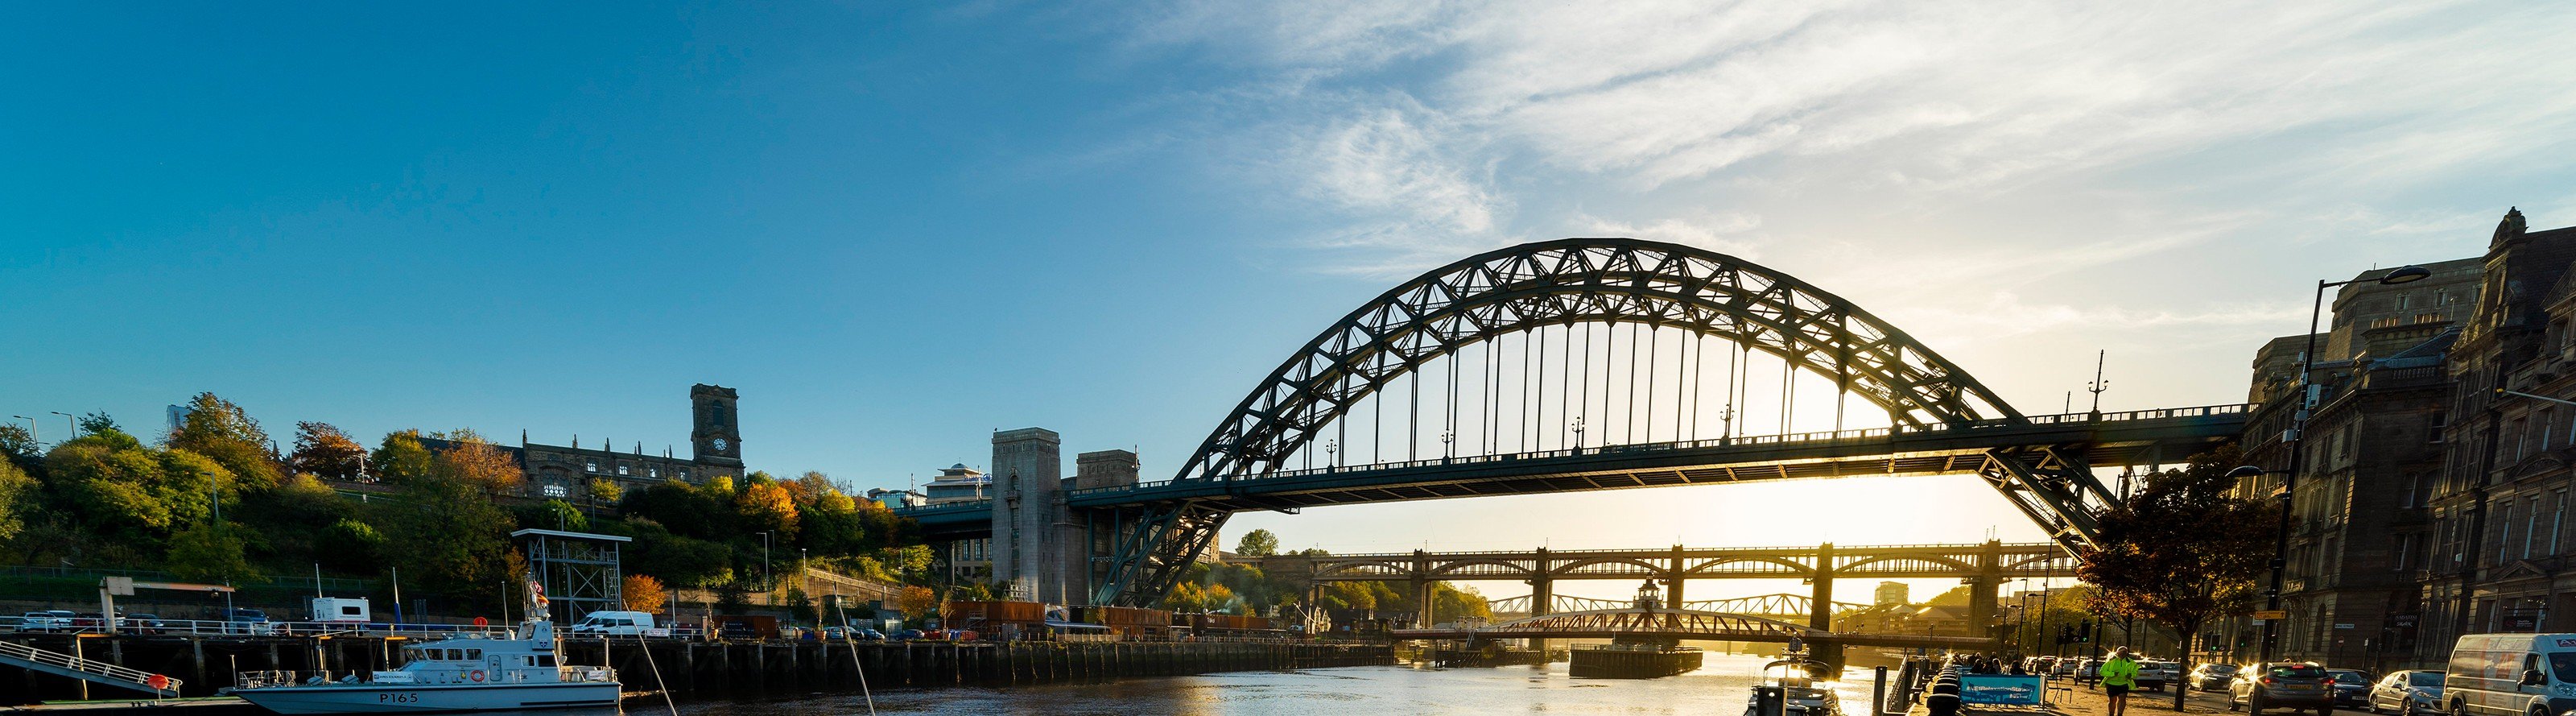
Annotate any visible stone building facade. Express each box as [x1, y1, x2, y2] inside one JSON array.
[[2231, 209, 2576, 669], [420, 383, 746, 502], [975, 429, 1141, 606]]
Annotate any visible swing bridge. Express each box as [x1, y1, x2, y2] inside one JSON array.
[[896, 238, 2247, 607]]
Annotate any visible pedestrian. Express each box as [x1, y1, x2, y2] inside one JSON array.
[[2099, 647, 2140, 716]]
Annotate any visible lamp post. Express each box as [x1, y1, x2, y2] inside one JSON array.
[[49, 412, 75, 437], [2246, 263, 2433, 663], [758, 531, 773, 604], [8, 416, 33, 444]]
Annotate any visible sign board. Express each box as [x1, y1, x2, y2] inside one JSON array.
[[2335, 623, 2355, 630], [2252, 610, 2288, 620], [1960, 675, 2047, 706], [104, 576, 135, 596]]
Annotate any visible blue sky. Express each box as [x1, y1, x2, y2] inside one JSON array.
[[6, 2, 2574, 596]]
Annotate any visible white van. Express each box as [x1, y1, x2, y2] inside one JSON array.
[[2443, 633, 2576, 716], [569, 610, 667, 636]]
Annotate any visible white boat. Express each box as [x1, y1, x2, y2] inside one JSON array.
[[1745, 641, 1842, 716], [227, 576, 621, 714]]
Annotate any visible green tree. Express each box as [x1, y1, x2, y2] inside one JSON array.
[[168, 393, 283, 490], [76, 412, 118, 436], [46, 429, 227, 544], [0, 424, 38, 464], [2079, 445, 2276, 711], [386, 466, 516, 602], [369, 430, 435, 484], [1234, 528, 1280, 557], [167, 522, 254, 583], [317, 519, 385, 572], [288, 421, 367, 481], [0, 460, 35, 547]]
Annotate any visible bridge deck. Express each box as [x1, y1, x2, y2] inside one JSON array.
[[902, 406, 2244, 540]]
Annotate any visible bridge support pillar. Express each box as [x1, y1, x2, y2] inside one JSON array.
[[1967, 540, 2003, 643], [1413, 549, 1435, 629], [1808, 637, 1847, 674], [1665, 544, 1686, 607], [1809, 543, 1835, 631], [1529, 549, 1553, 652]]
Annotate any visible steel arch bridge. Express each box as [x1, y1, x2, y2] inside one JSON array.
[[1391, 606, 1994, 652], [897, 238, 2247, 606], [1485, 592, 1868, 619]]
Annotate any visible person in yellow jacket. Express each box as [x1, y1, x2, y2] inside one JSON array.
[[2099, 647, 2141, 716]]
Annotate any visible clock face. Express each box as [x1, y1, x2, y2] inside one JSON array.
[[712, 438, 730, 452]]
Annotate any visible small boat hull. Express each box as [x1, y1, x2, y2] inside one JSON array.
[[233, 682, 621, 714]]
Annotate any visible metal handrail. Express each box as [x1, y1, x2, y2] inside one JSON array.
[[0, 639, 184, 693]]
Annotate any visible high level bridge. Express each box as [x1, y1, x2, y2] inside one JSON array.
[[896, 238, 2246, 606], [1256, 541, 2070, 633]]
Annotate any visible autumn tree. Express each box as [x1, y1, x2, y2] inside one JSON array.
[[288, 421, 367, 481], [168, 393, 283, 490], [431, 432, 524, 493], [897, 585, 938, 619], [2079, 445, 2277, 711], [622, 574, 668, 612], [736, 478, 799, 541]]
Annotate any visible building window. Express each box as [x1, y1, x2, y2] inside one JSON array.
[[2501, 503, 2520, 564], [585, 460, 600, 473], [2548, 409, 2561, 451], [2553, 491, 2569, 557], [649, 466, 659, 478], [617, 463, 630, 476], [2395, 534, 2413, 571], [2527, 497, 2544, 559], [679, 469, 690, 480]]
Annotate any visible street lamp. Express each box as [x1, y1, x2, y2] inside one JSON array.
[[2249, 263, 2433, 663], [8, 416, 34, 444], [49, 412, 76, 438], [757, 531, 773, 604]]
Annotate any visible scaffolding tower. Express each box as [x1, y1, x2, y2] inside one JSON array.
[[511, 528, 630, 622]]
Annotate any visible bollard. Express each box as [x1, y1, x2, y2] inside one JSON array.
[[1873, 666, 1889, 716], [1926, 693, 1962, 716]]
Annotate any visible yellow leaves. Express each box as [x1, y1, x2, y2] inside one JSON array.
[[622, 575, 668, 611], [737, 480, 799, 537]]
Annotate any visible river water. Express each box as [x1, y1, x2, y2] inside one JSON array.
[[665, 652, 1885, 715]]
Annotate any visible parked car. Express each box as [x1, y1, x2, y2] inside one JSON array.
[[2326, 668, 2376, 709], [2230, 661, 2336, 716], [894, 629, 924, 641], [0, 615, 23, 632], [122, 613, 167, 634], [221, 607, 274, 635], [2054, 660, 2079, 677], [2077, 657, 2103, 685], [20, 610, 74, 632], [859, 628, 886, 641], [2193, 663, 2244, 691], [2368, 669, 2442, 716], [2140, 660, 2180, 691]]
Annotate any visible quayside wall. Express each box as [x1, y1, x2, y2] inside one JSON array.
[[0, 634, 1394, 702]]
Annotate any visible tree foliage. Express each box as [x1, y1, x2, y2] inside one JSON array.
[[369, 430, 435, 484], [2078, 445, 2276, 709], [167, 521, 255, 583], [897, 585, 938, 619], [168, 392, 283, 490], [0, 424, 38, 464], [289, 421, 367, 481], [622, 574, 668, 612], [1234, 528, 1279, 557]]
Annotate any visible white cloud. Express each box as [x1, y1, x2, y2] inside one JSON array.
[[1124, 0, 2576, 274]]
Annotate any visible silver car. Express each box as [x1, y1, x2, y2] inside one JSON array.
[[2368, 669, 2442, 716]]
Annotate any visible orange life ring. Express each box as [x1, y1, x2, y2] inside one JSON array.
[[469, 670, 485, 682]]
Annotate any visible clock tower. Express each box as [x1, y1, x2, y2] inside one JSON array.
[[690, 384, 742, 466]]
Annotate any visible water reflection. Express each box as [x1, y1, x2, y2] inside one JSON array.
[[660, 652, 1889, 716]]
